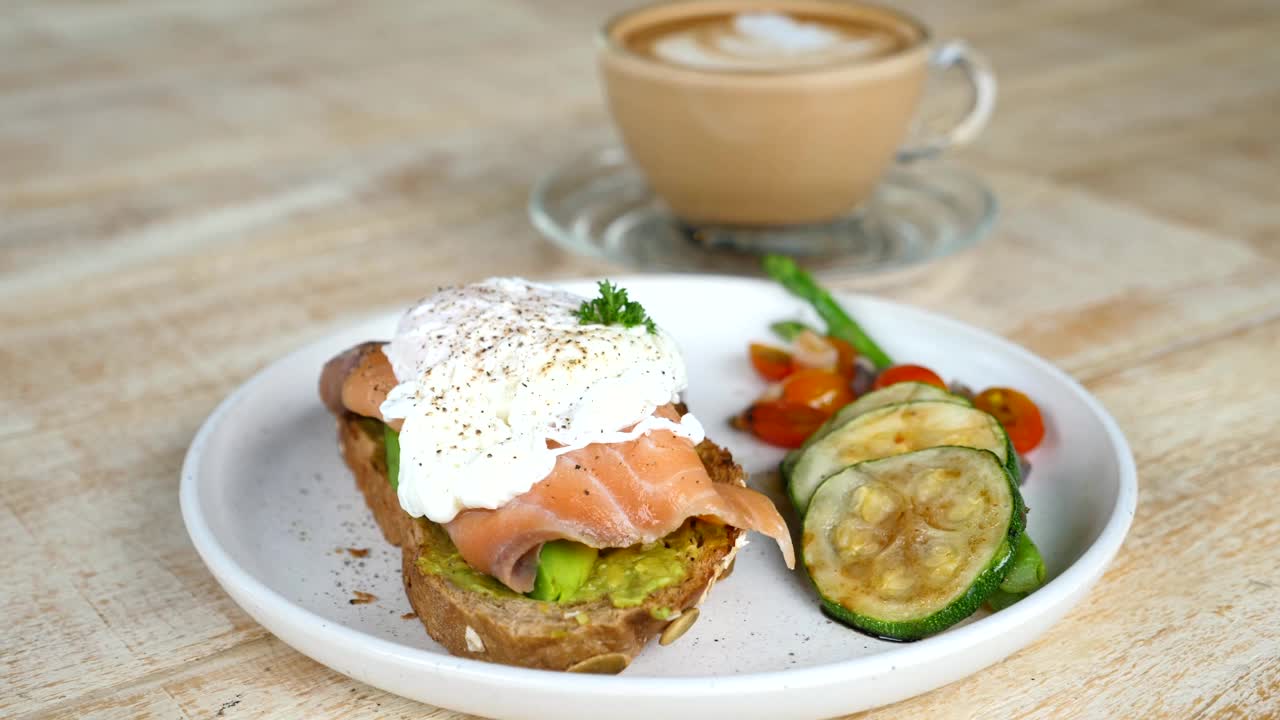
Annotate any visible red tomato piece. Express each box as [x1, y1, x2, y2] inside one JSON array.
[[749, 343, 794, 382], [872, 364, 946, 391], [781, 368, 856, 415], [973, 387, 1046, 453], [741, 401, 829, 449]]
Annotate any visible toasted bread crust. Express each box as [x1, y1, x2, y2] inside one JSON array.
[[335, 414, 745, 671]]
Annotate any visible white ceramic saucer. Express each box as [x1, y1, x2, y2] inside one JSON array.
[[181, 275, 1135, 720]]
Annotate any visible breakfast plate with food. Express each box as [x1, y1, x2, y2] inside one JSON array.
[[181, 258, 1136, 720]]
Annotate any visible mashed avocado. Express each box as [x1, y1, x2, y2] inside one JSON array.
[[415, 521, 520, 599], [563, 522, 728, 607], [377, 420, 729, 608], [413, 520, 729, 608]]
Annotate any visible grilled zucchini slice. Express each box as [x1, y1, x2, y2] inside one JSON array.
[[788, 400, 1018, 514], [802, 446, 1019, 641], [781, 382, 966, 484]]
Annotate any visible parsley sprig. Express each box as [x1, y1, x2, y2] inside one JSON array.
[[575, 280, 656, 333]]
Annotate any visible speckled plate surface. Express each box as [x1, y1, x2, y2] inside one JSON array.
[[181, 275, 1136, 720]]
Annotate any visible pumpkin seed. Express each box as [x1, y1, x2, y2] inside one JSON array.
[[567, 652, 629, 674], [659, 608, 700, 646]]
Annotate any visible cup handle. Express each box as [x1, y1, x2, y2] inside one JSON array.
[[896, 41, 997, 162]]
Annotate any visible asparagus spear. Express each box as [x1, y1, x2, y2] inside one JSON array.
[[762, 255, 894, 369]]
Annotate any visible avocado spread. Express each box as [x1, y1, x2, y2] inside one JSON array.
[[414, 521, 520, 598], [564, 522, 727, 607], [378, 420, 729, 608], [414, 519, 729, 608]]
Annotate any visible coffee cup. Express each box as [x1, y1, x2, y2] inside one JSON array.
[[598, 1, 995, 227]]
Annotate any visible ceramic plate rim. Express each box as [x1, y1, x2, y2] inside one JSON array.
[[180, 274, 1137, 699]]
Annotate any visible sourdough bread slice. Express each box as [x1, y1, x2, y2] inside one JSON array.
[[335, 414, 745, 672]]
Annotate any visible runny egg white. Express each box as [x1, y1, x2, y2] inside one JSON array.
[[379, 278, 703, 523]]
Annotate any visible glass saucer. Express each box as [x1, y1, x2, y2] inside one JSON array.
[[529, 147, 997, 277]]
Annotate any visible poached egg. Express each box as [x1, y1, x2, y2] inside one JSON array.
[[380, 278, 703, 523]]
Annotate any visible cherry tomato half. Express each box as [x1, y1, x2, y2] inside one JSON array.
[[749, 343, 794, 382], [973, 387, 1045, 453], [872, 364, 946, 391], [738, 401, 830, 449], [781, 368, 855, 415]]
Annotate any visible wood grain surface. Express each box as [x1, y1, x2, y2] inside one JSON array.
[[2, 1, 1277, 718]]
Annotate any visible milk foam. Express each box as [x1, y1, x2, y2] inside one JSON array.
[[651, 12, 897, 71]]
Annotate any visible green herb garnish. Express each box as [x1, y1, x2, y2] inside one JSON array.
[[575, 280, 656, 333]]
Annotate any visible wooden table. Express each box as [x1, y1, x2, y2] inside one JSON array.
[[3, 1, 1277, 717]]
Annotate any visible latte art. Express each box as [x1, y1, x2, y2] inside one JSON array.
[[648, 12, 900, 71]]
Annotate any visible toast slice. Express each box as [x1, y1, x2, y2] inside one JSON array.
[[335, 414, 745, 672]]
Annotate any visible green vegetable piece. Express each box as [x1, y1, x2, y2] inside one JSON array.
[[984, 534, 1047, 611], [999, 533, 1046, 593], [575, 280, 656, 333], [762, 254, 893, 369], [781, 382, 968, 485], [528, 540, 599, 602], [384, 424, 401, 490], [803, 447, 1021, 641], [984, 588, 1022, 611], [788, 400, 1021, 520], [769, 320, 818, 342]]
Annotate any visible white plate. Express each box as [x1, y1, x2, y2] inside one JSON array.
[[181, 275, 1136, 720]]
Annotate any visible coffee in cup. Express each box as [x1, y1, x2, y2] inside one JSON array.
[[598, 1, 995, 227]]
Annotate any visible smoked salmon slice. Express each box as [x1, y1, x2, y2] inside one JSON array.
[[321, 344, 795, 593], [448, 405, 795, 592]]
